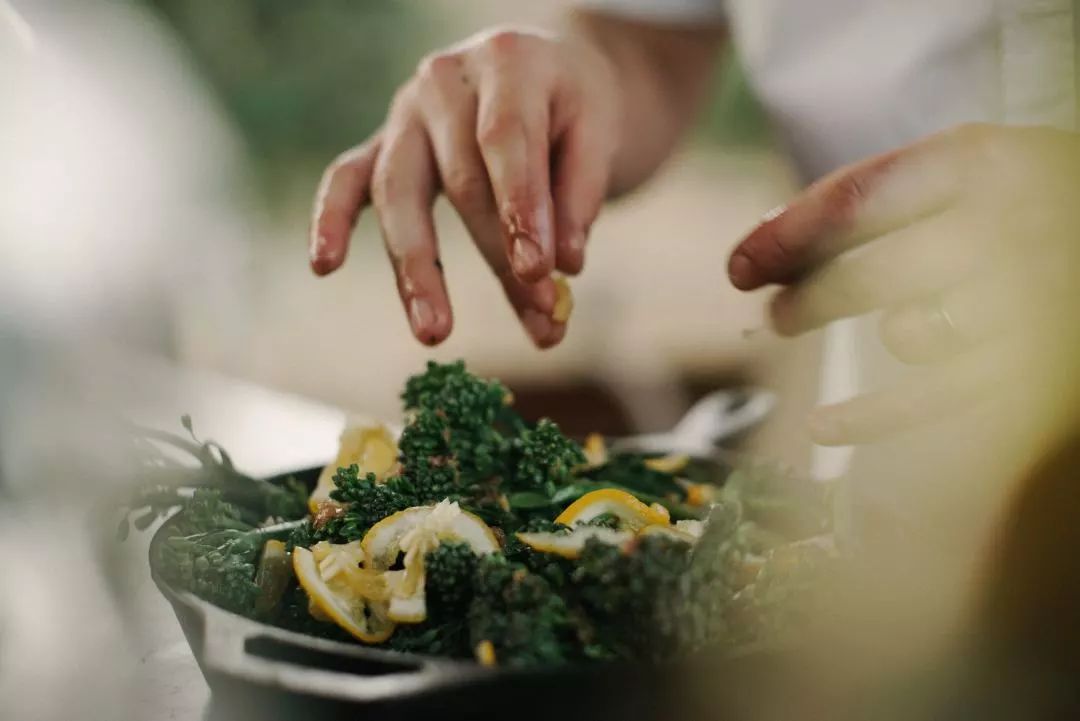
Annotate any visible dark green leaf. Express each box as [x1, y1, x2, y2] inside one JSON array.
[[507, 492, 554, 510]]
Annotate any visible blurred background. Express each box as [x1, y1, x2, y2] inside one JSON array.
[[0, 1, 814, 720]]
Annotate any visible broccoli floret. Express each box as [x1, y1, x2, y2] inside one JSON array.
[[507, 419, 585, 494], [156, 489, 301, 615], [571, 536, 695, 659], [401, 361, 514, 485], [326, 466, 416, 540], [402, 360, 509, 424], [386, 623, 471, 657], [397, 408, 453, 463], [468, 554, 576, 668], [425, 542, 480, 621], [159, 528, 262, 614], [402, 456, 460, 503], [286, 518, 318, 550], [725, 542, 836, 647], [503, 519, 574, 589]]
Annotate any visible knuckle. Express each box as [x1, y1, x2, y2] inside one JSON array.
[[370, 166, 397, 207], [484, 29, 530, 56], [416, 51, 462, 84], [823, 173, 868, 225], [442, 166, 491, 209], [388, 82, 419, 118], [475, 111, 524, 148]]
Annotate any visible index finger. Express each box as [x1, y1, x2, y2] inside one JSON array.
[[310, 136, 382, 276], [728, 128, 972, 291]]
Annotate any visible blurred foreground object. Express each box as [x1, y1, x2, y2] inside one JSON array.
[[0, 0, 251, 357]]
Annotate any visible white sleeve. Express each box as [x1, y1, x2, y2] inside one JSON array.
[[574, 0, 726, 25]]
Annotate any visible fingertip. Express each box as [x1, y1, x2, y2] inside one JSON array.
[[539, 321, 567, 349], [408, 296, 453, 346], [727, 252, 760, 291], [310, 257, 338, 277], [555, 230, 586, 276], [510, 236, 554, 282], [520, 308, 566, 348], [309, 224, 349, 274]]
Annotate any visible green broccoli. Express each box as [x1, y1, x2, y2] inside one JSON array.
[[468, 554, 577, 668], [571, 535, 695, 659], [127, 360, 830, 671], [425, 542, 481, 621], [507, 419, 585, 495], [155, 489, 302, 615], [503, 519, 575, 589], [401, 361, 516, 485], [323, 466, 416, 541], [402, 360, 510, 425]]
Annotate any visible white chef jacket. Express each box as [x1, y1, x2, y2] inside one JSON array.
[[580, 0, 1079, 487]]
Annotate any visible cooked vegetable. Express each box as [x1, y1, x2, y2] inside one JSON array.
[[127, 360, 836, 668]]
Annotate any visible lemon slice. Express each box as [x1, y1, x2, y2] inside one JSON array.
[[581, 433, 608, 468], [310, 423, 399, 512], [684, 482, 716, 507], [552, 276, 574, 323], [474, 640, 497, 667], [362, 501, 499, 625], [555, 488, 671, 531], [362, 501, 499, 570], [292, 545, 395, 643], [638, 524, 698, 544], [674, 519, 706, 539], [516, 526, 634, 559], [254, 540, 291, 614], [644, 454, 690, 474], [383, 571, 428, 624]]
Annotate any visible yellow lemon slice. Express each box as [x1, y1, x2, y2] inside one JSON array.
[[254, 540, 291, 614], [684, 482, 716, 507], [555, 488, 671, 531], [643, 454, 690, 474], [581, 433, 608, 468], [383, 571, 428, 624], [362, 501, 499, 625], [516, 526, 634, 559], [674, 519, 706, 539], [552, 276, 574, 323], [310, 423, 399, 513], [474, 640, 497, 667], [638, 524, 698, 544], [292, 545, 395, 644], [362, 501, 499, 570]]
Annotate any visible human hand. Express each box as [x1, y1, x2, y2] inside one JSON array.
[[729, 124, 1080, 445], [308, 27, 620, 348]]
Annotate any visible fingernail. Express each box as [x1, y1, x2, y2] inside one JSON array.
[[512, 237, 543, 277], [409, 297, 435, 337], [309, 233, 334, 275], [569, 231, 586, 255], [729, 254, 754, 289], [521, 309, 553, 345]]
